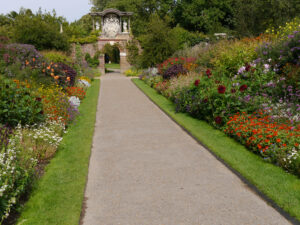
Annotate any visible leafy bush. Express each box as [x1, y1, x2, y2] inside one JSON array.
[[138, 14, 178, 67], [12, 12, 69, 51], [126, 40, 140, 66], [0, 78, 45, 127], [69, 34, 98, 44], [163, 64, 187, 80], [124, 69, 142, 77], [266, 17, 300, 41], [58, 63, 77, 86], [257, 30, 300, 72], [41, 50, 73, 66], [210, 38, 263, 76], [85, 53, 99, 68], [1, 43, 42, 67]]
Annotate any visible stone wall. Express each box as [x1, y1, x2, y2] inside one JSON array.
[[70, 34, 133, 74], [70, 43, 99, 59]]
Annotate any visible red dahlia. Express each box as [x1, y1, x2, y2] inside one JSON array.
[[215, 116, 222, 124], [231, 89, 236, 93], [218, 85, 226, 94], [194, 79, 200, 87], [239, 84, 248, 92], [206, 69, 212, 77], [245, 63, 251, 72]]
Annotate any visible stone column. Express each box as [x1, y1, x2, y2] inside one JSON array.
[[98, 54, 105, 75], [120, 52, 131, 73]]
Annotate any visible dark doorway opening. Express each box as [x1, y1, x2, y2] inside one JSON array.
[[103, 43, 120, 72]]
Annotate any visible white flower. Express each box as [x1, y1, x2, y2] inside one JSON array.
[[78, 79, 91, 87], [69, 96, 81, 108]]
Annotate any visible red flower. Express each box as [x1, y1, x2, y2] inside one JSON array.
[[218, 85, 226, 94], [231, 89, 236, 93], [194, 79, 200, 87], [239, 84, 248, 92], [203, 98, 208, 103], [215, 116, 222, 124], [245, 63, 251, 72], [206, 69, 212, 77]]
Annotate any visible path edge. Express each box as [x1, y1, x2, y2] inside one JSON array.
[[79, 79, 102, 225]]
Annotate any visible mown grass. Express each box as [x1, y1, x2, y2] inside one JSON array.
[[17, 80, 100, 225], [132, 78, 300, 223], [105, 63, 120, 69]]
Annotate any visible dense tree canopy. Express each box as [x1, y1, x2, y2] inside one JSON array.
[[90, 0, 300, 37], [0, 8, 70, 51]]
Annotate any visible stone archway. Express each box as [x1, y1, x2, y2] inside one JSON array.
[[90, 9, 133, 74]]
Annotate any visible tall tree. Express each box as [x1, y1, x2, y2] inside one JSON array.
[[233, 0, 300, 36], [171, 0, 234, 34]]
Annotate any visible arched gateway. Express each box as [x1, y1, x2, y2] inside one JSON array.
[[71, 9, 133, 74], [90, 9, 133, 74]]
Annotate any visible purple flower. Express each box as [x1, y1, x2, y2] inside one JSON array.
[[244, 95, 251, 102]]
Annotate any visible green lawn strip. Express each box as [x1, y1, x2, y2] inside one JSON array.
[[17, 80, 100, 225], [132, 78, 300, 222], [105, 63, 120, 69]]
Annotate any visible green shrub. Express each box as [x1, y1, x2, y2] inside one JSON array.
[[41, 50, 73, 66], [124, 69, 142, 77], [13, 14, 70, 51], [69, 35, 98, 44], [85, 53, 99, 68], [126, 40, 140, 67], [0, 78, 45, 127]]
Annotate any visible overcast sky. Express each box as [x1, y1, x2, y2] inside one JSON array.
[[0, 0, 92, 22]]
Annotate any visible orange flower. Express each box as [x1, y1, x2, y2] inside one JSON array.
[[47, 66, 51, 70], [67, 77, 70, 81], [257, 144, 262, 149], [276, 138, 281, 143], [25, 60, 29, 65], [42, 69, 45, 73], [32, 58, 36, 62], [282, 143, 287, 147], [54, 76, 60, 80]]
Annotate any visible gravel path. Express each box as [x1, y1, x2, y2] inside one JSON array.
[[82, 72, 290, 225]]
